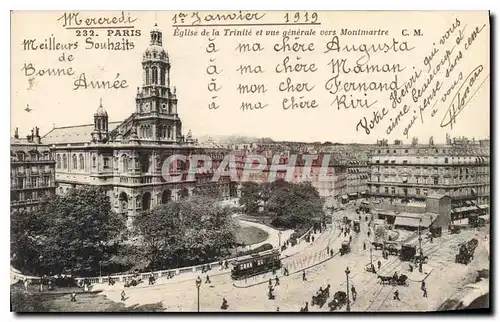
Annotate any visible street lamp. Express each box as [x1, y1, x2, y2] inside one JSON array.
[[345, 267, 351, 312], [195, 276, 202, 312], [370, 247, 374, 272], [278, 231, 282, 247], [418, 218, 423, 273]]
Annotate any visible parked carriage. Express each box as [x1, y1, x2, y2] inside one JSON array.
[[231, 249, 281, 280], [429, 226, 443, 238], [328, 291, 347, 311], [399, 244, 417, 261]]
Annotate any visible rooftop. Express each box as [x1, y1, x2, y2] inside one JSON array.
[[43, 122, 121, 145]]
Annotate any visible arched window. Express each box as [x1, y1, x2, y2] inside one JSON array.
[[72, 155, 77, 169], [151, 67, 158, 85], [145, 68, 150, 85], [56, 155, 61, 169], [160, 68, 165, 85], [92, 156, 96, 168], [79, 154, 84, 170], [167, 126, 172, 139], [17, 152, 26, 161], [122, 155, 129, 173], [63, 155, 68, 169]]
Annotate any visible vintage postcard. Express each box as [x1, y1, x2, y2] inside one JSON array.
[[10, 11, 490, 313]]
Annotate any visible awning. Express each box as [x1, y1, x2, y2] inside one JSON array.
[[478, 204, 489, 210], [394, 216, 432, 228], [479, 214, 490, 220], [348, 193, 357, 197], [361, 191, 367, 195]]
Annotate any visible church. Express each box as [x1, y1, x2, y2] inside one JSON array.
[[43, 25, 237, 225]]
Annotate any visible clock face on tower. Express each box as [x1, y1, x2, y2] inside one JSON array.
[[144, 103, 150, 113]]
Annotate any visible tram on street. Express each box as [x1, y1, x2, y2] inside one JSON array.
[[231, 249, 281, 280]]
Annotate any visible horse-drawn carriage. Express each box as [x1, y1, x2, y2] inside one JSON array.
[[412, 253, 428, 264], [449, 224, 461, 234], [469, 214, 486, 228], [340, 240, 351, 256], [377, 274, 409, 286], [384, 242, 400, 256], [328, 291, 347, 311], [311, 285, 331, 307], [124, 276, 143, 287], [372, 241, 384, 250]]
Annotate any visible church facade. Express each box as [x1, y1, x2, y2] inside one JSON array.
[[43, 26, 237, 225]]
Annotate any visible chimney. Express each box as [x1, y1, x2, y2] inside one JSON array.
[[34, 126, 41, 144], [14, 127, 19, 139]]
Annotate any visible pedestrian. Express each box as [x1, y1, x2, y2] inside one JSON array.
[[409, 264, 413, 272], [351, 285, 357, 301], [349, 235, 352, 242], [221, 297, 228, 310], [302, 270, 307, 281], [24, 278, 28, 291], [377, 260, 381, 270], [430, 236, 434, 243], [276, 307, 280, 312], [275, 276, 280, 286], [421, 281, 426, 291], [312, 235, 315, 242], [205, 274, 211, 284], [422, 286, 428, 297], [39, 281, 43, 293], [303, 301, 309, 312], [269, 278, 272, 287], [225, 260, 229, 269], [330, 249, 334, 257], [70, 291, 76, 302], [121, 290, 126, 301], [327, 246, 330, 254], [393, 290, 400, 301], [363, 242, 366, 250]]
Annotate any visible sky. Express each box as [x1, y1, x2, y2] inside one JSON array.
[[10, 11, 490, 144]]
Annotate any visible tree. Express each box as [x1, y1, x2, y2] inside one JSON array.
[[239, 182, 260, 215], [135, 196, 238, 269], [11, 186, 126, 277], [266, 180, 324, 228]]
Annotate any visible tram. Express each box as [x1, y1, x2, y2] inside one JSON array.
[[231, 249, 281, 280]]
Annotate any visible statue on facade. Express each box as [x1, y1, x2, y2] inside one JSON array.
[[429, 136, 434, 146]]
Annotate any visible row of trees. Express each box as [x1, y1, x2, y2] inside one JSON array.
[[239, 179, 324, 229], [11, 186, 238, 277]]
